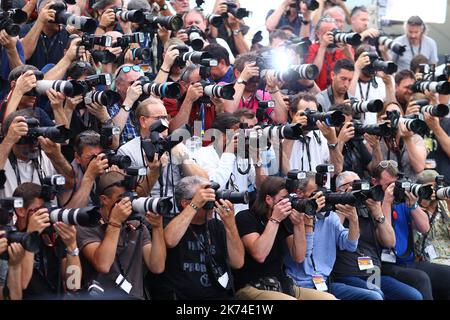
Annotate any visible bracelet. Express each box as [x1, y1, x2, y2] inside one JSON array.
[[305, 224, 314, 228], [189, 202, 200, 212], [108, 221, 122, 229], [160, 66, 170, 73], [269, 217, 281, 224], [268, 89, 279, 95]]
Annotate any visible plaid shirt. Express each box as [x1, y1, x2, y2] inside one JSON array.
[[108, 103, 138, 144]]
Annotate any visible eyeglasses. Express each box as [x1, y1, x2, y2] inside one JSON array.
[[117, 65, 142, 77], [75, 61, 92, 69], [148, 115, 169, 121], [378, 160, 398, 169]]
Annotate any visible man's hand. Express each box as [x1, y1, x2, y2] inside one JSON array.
[[66, 38, 85, 62], [271, 198, 292, 222], [0, 30, 18, 50], [86, 102, 110, 122], [145, 211, 164, 229], [27, 208, 51, 234], [365, 199, 383, 218], [320, 31, 334, 49], [289, 209, 305, 226], [175, 29, 188, 43], [405, 100, 420, 115], [8, 243, 25, 267], [185, 82, 204, 103], [292, 110, 308, 127], [398, 121, 414, 139], [355, 52, 371, 71], [239, 62, 259, 82], [13, 70, 37, 95], [423, 112, 440, 131], [424, 89, 439, 105], [47, 88, 65, 110], [405, 191, 418, 208], [335, 204, 358, 223], [265, 73, 282, 92], [360, 28, 380, 41], [316, 120, 338, 144], [313, 191, 326, 213], [65, 95, 84, 110], [124, 81, 143, 105], [224, 133, 238, 154], [162, 45, 180, 69], [5, 116, 28, 145], [214, 0, 228, 15], [38, 136, 62, 157], [226, 13, 241, 31], [0, 231, 8, 255], [110, 197, 133, 225], [99, 8, 116, 29], [383, 183, 395, 205], [364, 133, 380, 150], [106, 46, 123, 57], [85, 153, 109, 180], [53, 222, 77, 250], [214, 199, 236, 228], [337, 122, 355, 144], [191, 185, 217, 209], [37, 1, 56, 26]]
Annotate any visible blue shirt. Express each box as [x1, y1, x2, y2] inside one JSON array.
[[392, 203, 415, 265], [284, 211, 359, 288], [0, 41, 25, 100], [266, 9, 302, 35], [213, 65, 235, 84], [108, 103, 138, 144]]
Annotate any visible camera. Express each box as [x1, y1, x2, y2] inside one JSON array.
[[186, 25, 206, 51], [84, 90, 121, 108], [399, 114, 429, 136], [80, 34, 112, 50], [114, 32, 144, 48], [104, 151, 131, 169], [131, 196, 173, 216], [436, 175, 450, 200], [76, 73, 113, 95], [302, 0, 319, 11], [113, 8, 145, 23], [18, 118, 72, 145], [286, 37, 311, 56], [203, 181, 249, 210], [256, 50, 299, 82], [351, 180, 385, 203], [394, 176, 433, 202], [0, 8, 27, 36], [91, 50, 117, 64], [377, 35, 406, 56], [125, 166, 147, 177], [142, 12, 183, 31], [202, 82, 235, 100], [176, 50, 218, 67], [49, 206, 102, 227], [320, 190, 356, 212], [363, 52, 398, 75], [40, 174, 66, 203], [224, 2, 250, 19], [286, 170, 307, 193], [332, 29, 362, 46], [138, 77, 181, 99], [350, 98, 383, 113], [256, 100, 275, 123], [353, 120, 390, 137], [141, 119, 184, 162], [0, 197, 24, 211], [35, 80, 85, 97], [286, 194, 318, 216], [50, 2, 97, 33], [315, 164, 334, 189], [206, 14, 224, 28], [261, 123, 303, 140], [290, 64, 319, 80], [411, 80, 450, 95], [130, 47, 151, 61], [303, 109, 345, 131], [0, 226, 40, 259], [100, 125, 121, 149], [414, 99, 450, 117]]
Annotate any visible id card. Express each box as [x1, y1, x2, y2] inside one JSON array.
[[358, 257, 374, 270], [218, 272, 229, 289], [424, 245, 438, 261], [115, 274, 132, 294], [381, 249, 397, 263], [312, 275, 328, 292]]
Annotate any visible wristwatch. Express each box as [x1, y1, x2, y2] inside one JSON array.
[[409, 202, 419, 210], [255, 159, 263, 168], [233, 29, 242, 36], [327, 143, 338, 150], [237, 78, 247, 85], [121, 104, 132, 112], [189, 202, 200, 212], [375, 215, 386, 224], [66, 247, 80, 257]]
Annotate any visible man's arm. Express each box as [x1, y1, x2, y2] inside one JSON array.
[[424, 114, 450, 158], [281, 139, 294, 175], [228, 15, 249, 54], [142, 215, 166, 274], [312, 32, 333, 74], [168, 83, 203, 132], [7, 244, 25, 300], [44, 39, 85, 81], [265, 1, 290, 32], [0, 31, 23, 70], [285, 211, 307, 263], [402, 134, 426, 174], [225, 62, 260, 113], [366, 200, 396, 248]]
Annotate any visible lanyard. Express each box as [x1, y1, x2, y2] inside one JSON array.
[[358, 81, 371, 101], [40, 31, 60, 64], [408, 39, 422, 57], [300, 136, 312, 172], [200, 103, 206, 137]]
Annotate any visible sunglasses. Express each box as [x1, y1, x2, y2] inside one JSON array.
[[75, 61, 92, 69], [378, 160, 398, 169], [117, 65, 142, 77]]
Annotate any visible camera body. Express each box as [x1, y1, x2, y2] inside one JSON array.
[[224, 2, 250, 20], [142, 12, 183, 31], [303, 108, 345, 131], [113, 8, 145, 23], [353, 120, 390, 137], [186, 25, 206, 51], [17, 118, 72, 145], [114, 32, 144, 48], [362, 52, 398, 75], [50, 2, 97, 33], [203, 181, 249, 210], [141, 119, 184, 162], [0, 8, 27, 36], [394, 175, 433, 203], [80, 34, 112, 50]]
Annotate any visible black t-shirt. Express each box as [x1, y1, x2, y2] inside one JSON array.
[[342, 137, 372, 178], [233, 210, 292, 290], [332, 208, 381, 279], [434, 118, 450, 185], [149, 219, 232, 300]]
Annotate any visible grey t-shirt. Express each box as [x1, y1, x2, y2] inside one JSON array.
[[390, 35, 438, 71]]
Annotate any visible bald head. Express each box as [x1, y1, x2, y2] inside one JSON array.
[[136, 98, 168, 137]]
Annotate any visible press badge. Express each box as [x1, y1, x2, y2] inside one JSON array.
[[381, 249, 397, 263], [115, 274, 132, 294], [218, 272, 229, 289], [424, 245, 438, 261], [358, 257, 374, 270], [312, 275, 328, 292]]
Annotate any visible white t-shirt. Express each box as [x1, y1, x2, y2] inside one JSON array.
[[193, 145, 256, 214], [3, 152, 57, 198]]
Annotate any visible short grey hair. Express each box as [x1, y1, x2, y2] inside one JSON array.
[[180, 63, 200, 82], [175, 176, 210, 211], [127, 0, 151, 11], [336, 171, 360, 190], [316, 16, 337, 31], [324, 6, 346, 20], [92, 0, 121, 11], [296, 172, 316, 192]]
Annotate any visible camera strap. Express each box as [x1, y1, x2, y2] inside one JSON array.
[[299, 135, 312, 171], [358, 80, 371, 101], [419, 205, 442, 257], [8, 152, 43, 186], [408, 39, 422, 57]]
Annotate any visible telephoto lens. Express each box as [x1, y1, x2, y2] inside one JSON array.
[[206, 14, 224, 27], [303, 0, 319, 11], [141, 81, 182, 99], [412, 80, 450, 95], [332, 30, 362, 46], [35, 80, 84, 97], [132, 196, 173, 216], [186, 26, 205, 51], [353, 120, 390, 137], [350, 98, 383, 113], [418, 103, 450, 117], [260, 69, 300, 83], [378, 36, 406, 55], [399, 117, 428, 135], [0, 226, 40, 254], [409, 183, 433, 200], [143, 13, 183, 31], [436, 186, 450, 200], [91, 50, 117, 64], [304, 109, 345, 130], [288, 194, 318, 216], [215, 190, 249, 204], [261, 123, 303, 140], [84, 90, 121, 108], [0, 8, 27, 36], [324, 191, 357, 208], [114, 8, 145, 23], [291, 64, 319, 80], [180, 51, 213, 64], [130, 47, 151, 61], [203, 83, 236, 100], [30, 125, 73, 143], [106, 152, 131, 169], [49, 207, 102, 227]]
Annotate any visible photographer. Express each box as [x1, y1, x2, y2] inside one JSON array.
[[169, 0, 190, 16], [234, 176, 336, 300], [0, 226, 25, 300], [379, 102, 426, 179], [204, 43, 235, 83], [305, 17, 354, 91], [372, 161, 450, 300], [12, 182, 82, 299], [76, 171, 166, 299], [284, 171, 363, 299], [394, 70, 416, 114], [281, 92, 343, 175], [153, 38, 185, 83], [92, 0, 125, 35], [0, 109, 74, 198], [389, 16, 438, 73], [0, 29, 25, 100], [19, 0, 70, 70], [266, 0, 312, 37], [226, 52, 289, 124], [149, 176, 244, 299], [329, 103, 382, 177], [315, 58, 354, 112], [118, 98, 208, 198], [330, 171, 423, 300], [192, 113, 257, 213]]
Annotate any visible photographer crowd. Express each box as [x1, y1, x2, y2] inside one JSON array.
[[0, 0, 449, 301]]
